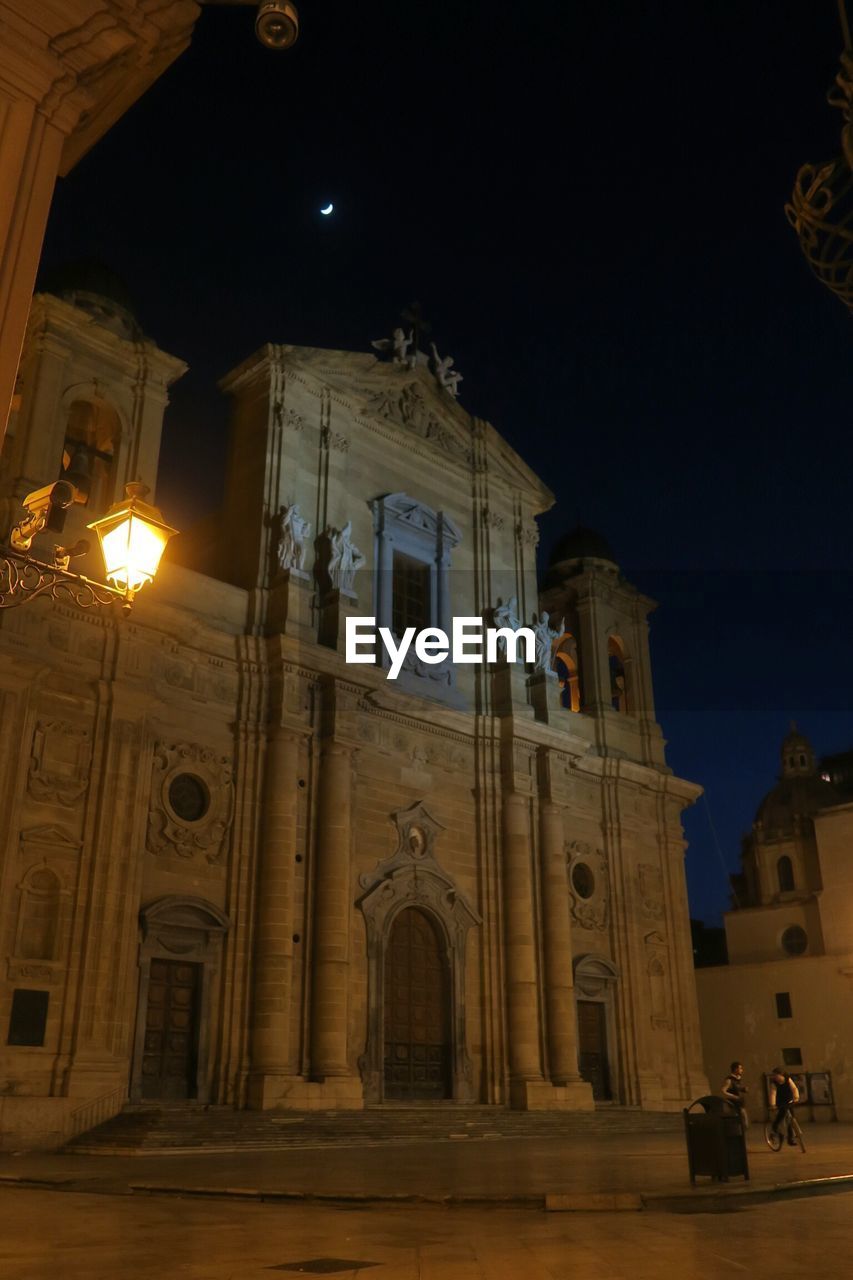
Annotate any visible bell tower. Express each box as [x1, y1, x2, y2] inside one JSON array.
[[540, 525, 666, 769], [0, 264, 186, 552]]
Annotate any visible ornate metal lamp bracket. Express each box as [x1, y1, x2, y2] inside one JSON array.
[[0, 547, 127, 614]]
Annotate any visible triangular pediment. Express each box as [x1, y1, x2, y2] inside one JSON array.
[[224, 343, 551, 506], [283, 346, 475, 464], [373, 493, 462, 547]]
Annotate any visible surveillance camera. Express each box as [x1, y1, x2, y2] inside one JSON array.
[[255, 0, 299, 50], [10, 479, 87, 552]]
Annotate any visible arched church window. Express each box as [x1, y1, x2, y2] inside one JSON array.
[[17, 866, 61, 961], [607, 636, 629, 714], [554, 633, 581, 712], [777, 855, 795, 893], [61, 397, 120, 511]]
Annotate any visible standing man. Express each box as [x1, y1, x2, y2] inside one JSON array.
[[721, 1061, 749, 1127], [769, 1066, 800, 1145]]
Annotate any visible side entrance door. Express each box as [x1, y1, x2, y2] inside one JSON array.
[[577, 998, 612, 1100], [141, 959, 200, 1100], [384, 908, 451, 1100]]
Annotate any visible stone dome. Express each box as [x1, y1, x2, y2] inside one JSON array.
[[754, 726, 840, 834], [548, 525, 617, 567], [38, 260, 142, 341]]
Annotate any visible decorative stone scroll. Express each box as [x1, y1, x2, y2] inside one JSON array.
[[356, 801, 481, 1103], [566, 839, 610, 932], [147, 742, 234, 865]]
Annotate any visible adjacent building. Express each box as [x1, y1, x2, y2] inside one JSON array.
[[695, 727, 853, 1120]]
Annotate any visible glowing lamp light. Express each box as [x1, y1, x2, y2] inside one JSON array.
[[87, 482, 177, 604]]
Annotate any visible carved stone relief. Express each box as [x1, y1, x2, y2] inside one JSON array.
[[320, 424, 350, 452], [147, 742, 235, 865], [272, 400, 304, 432], [644, 931, 673, 1030], [566, 839, 610, 932], [365, 381, 470, 460], [637, 862, 665, 920], [28, 720, 92, 806]]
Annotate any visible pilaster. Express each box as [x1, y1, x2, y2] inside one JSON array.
[[501, 787, 544, 1095], [248, 728, 301, 1108], [539, 797, 593, 1108], [310, 737, 355, 1082]]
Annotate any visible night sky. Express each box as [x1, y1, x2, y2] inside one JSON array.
[[38, 1, 853, 925]]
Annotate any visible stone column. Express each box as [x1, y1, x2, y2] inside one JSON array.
[[539, 801, 584, 1085], [310, 740, 352, 1078], [501, 789, 544, 1094], [249, 729, 299, 1106]]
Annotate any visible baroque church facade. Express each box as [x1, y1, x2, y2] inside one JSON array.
[[0, 277, 708, 1149]]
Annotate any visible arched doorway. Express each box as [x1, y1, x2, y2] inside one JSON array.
[[383, 907, 451, 1101]]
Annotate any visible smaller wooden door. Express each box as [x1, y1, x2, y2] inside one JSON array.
[[577, 999, 611, 1100], [141, 960, 200, 1100]]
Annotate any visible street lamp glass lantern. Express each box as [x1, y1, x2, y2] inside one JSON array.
[[87, 482, 176, 597]]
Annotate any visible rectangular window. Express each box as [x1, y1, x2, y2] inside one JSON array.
[[775, 992, 792, 1019], [782, 1047, 802, 1067], [7, 989, 49, 1047], [392, 552, 431, 635]]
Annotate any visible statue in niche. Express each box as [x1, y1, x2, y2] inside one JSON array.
[[371, 327, 413, 364], [276, 503, 311, 572], [327, 520, 366, 593], [531, 610, 562, 674], [491, 596, 521, 656], [429, 342, 463, 398]]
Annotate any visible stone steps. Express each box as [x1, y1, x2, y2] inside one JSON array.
[[67, 1103, 682, 1154]]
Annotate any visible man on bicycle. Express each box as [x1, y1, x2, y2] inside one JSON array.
[[769, 1066, 800, 1145]]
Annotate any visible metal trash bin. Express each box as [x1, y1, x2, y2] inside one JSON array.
[[683, 1095, 750, 1184]]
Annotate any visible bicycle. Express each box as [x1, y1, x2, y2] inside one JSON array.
[[764, 1105, 806, 1153]]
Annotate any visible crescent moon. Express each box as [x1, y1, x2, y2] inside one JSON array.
[[320, 203, 334, 215]]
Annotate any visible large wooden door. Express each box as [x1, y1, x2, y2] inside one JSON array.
[[141, 960, 200, 1100], [384, 908, 450, 1100], [577, 999, 612, 1100]]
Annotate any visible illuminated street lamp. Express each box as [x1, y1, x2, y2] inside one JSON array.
[[86, 482, 176, 603], [1, 481, 176, 616]]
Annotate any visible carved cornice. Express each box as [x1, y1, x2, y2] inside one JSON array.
[[358, 691, 474, 751], [0, 2, 200, 162]]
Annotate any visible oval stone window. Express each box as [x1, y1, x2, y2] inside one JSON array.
[[168, 773, 210, 823], [571, 862, 595, 900], [781, 925, 808, 957]]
